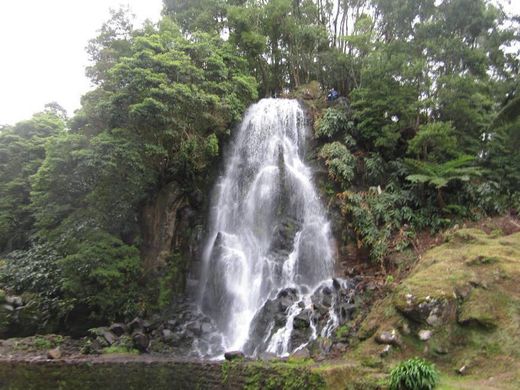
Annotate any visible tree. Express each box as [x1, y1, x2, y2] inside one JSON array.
[[405, 155, 483, 208]]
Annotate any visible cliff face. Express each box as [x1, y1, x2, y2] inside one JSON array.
[[140, 182, 188, 273]]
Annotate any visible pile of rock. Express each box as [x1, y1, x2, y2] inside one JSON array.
[[83, 299, 223, 357]]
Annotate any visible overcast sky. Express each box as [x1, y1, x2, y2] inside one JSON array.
[[0, 0, 518, 125], [0, 1, 163, 125]]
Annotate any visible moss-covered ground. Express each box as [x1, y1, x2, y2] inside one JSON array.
[[336, 227, 520, 389]]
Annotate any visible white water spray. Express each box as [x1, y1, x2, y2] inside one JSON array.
[[199, 99, 335, 354]]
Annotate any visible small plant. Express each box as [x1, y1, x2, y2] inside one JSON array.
[[33, 336, 53, 350], [102, 345, 138, 354], [335, 324, 351, 339], [388, 357, 439, 390]]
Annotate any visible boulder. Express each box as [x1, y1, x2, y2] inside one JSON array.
[[5, 296, 23, 307], [47, 348, 62, 360], [395, 294, 454, 327], [224, 351, 245, 361], [375, 330, 401, 347], [418, 329, 433, 341], [109, 323, 127, 337], [293, 310, 311, 329], [161, 329, 174, 342], [132, 332, 149, 352], [290, 347, 310, 359], [127, 317, 144, 333], [258, 351, 278, 361], [102, 331, 117, 346]]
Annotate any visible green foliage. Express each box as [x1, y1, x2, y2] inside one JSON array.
[[33, 336, 53, 350], [102, 345, 138, 355], [405, 156, 482, 190], [0, 111, 64, 252], [1, 0, 519, 336], [407, 122, 458, 162], [315, 108, 351, 139], [340, 186, 417, 263], [388, 357, 439, 390], [319, 142, 356, 189], [58, 230, 142, 322]]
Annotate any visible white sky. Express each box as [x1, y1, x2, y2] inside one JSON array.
[[0, 0, 518, 125], [0, 0, 163, 125]]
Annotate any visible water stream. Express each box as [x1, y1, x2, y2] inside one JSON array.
[[198, 99, 344, 356]]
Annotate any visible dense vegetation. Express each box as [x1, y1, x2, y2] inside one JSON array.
[[0, 0, 518, 332]]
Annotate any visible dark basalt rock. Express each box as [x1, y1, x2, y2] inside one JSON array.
[[244, 278, 359, 357], [224, 351, 245, 361], [109, 323, 127, 337], [132, 332, 149, 352]]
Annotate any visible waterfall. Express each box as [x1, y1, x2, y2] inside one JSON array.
[[198, 98, 337, 356]]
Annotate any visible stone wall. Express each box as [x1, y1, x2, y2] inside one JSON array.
[[0, 358, 326, 390]]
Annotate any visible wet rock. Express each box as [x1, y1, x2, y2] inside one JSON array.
[[258, 352, 278, 361], [102, 331, 117, 346], [47, 348, 62, 360], [224, 351, 244, 361], [201, 322, 213, 334], [109, 323, 127, 337], [375, 330, 401, 347], [132, 332, 149, 352], [187, 320, 202, 336], [418, 329, 433, 341], [161, 329, 174, 342], [165, 319, 177, 330], [5, 296, 23, 307], [293, 310, 311, 329], [291, 348, 310, 359]]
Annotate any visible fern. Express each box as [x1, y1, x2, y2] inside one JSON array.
[[389, 357, 439, 390]]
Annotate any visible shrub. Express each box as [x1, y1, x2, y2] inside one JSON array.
[[315, 108, 351, 139], [388, 357, 439, 390], [318, 142, 356, 189]]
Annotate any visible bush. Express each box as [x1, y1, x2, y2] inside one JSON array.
[[315, 108, 352, 139], [388, 357, 439, 390], [318, 142, 356, 189]]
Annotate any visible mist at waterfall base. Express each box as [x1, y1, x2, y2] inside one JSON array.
[[191, 99, 356, 358]]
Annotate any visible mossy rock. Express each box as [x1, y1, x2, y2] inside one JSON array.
[[458, 288, 509, 329], [351, 228, 520, 387]]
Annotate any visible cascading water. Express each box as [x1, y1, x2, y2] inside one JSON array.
[[198, 99, 352, 357]]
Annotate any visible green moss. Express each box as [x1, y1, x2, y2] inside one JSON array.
[[458, 288, 509, 329], [349, 228, 520, 389], [102, 345, 138, 354]]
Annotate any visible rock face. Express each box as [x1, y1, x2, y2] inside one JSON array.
[[395, 294, 455, 327], [224, 351, 245, 361], [243, 278, 358, 357], [86, 298, 224, 358], [375, 330, 401, 347]]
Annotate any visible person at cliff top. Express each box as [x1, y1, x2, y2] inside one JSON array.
[[327, 88, 339, 101]]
